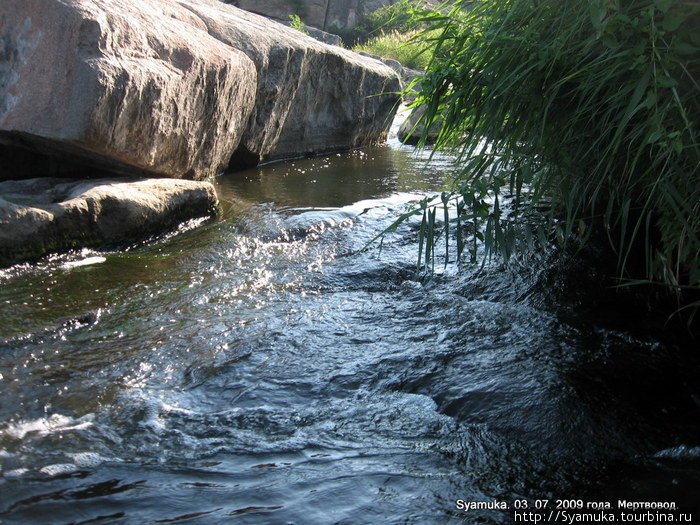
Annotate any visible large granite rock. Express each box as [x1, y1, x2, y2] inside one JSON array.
[[0, 178, 217, 265], [0, 0, 400, 181], [0, 0, 258, 181], [201, 6, 400, 167]]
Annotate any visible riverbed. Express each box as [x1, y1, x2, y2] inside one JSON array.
[[1, 120, 698, 524]]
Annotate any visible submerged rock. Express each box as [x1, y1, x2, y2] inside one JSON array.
[[0, 0, 400, 181], [0, 178, 217, 266]]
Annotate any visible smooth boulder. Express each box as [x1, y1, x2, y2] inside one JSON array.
[[0, 178, 217, 265], [0, 0, 257, 181], [201, 5, 400, 165], [0, 0, 400, 181]]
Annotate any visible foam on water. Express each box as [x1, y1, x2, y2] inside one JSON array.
[[3, 414, 94, 440]]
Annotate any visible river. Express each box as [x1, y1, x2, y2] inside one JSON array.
[[1, 118, 698, 524]]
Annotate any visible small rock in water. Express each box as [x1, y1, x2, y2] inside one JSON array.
[[58, 309, 103, 330], [400, 280, 422, 290]]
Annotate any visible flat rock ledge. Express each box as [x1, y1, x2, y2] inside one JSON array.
[[0, 177, 217, 266]]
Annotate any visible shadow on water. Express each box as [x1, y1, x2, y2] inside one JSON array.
[[0, 126, 699, 523]]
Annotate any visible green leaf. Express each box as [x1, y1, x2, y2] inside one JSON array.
[[601, 33, 618, 48], [589, 2, 603, 31], [672, 139, 683, 154], [656, 75, 678, 88], [536, 225, 548, 250], [662, 12, 685, 32], [647, 128, 665, 144], [654, 0, 673, 14], [673, 41, 699, 55], [643, 90, 657, 108]]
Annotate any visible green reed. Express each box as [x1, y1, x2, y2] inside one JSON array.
[[397, 0, 699, 308]]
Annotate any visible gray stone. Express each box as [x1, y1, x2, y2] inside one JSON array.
[[379, 60, 423, 101], [380, 58, 402, 72], [0, 177, 217, 266], [397, 105, 442, 145], [358, 51, 382, 61], [203, 6, 401, 166], [0, 0, 400, 180], [231, 0, 442, 31], [399, 67, 423, 103], [357, 52, 424, 102], [301, 25, 343, 47], [0, 0, 258, 181], [236, 0, 329, 28]]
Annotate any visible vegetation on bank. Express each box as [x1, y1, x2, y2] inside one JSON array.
[[340, 0, 437, 68], [353, 30, 433, 69], [330, 0, 430, 46], [289, 14, 309, 34], [363, 0, 426, 35], [391, 0, 699, 317]]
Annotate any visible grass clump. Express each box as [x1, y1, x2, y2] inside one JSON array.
[[353, 30, 433, 69], [350, 0, 439, 68], [397, 0, 699, 314], [364, 0, 426, 35]]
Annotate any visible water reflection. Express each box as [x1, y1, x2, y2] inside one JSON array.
[[216, 144, 453, 209]]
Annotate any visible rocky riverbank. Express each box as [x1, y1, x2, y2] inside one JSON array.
[[0, 0, 401, 264]]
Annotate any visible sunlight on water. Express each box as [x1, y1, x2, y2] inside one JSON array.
[[60, 255, 107, 269], [0, 117, 698, 524]]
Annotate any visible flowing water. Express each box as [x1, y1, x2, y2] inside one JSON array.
[[1, 122, 699, 524]]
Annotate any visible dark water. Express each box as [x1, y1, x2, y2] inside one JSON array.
[[1, 123, 699, 524]]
